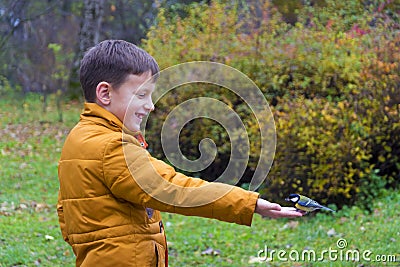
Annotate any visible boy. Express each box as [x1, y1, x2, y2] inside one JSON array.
[[57, 39, 303, 267]]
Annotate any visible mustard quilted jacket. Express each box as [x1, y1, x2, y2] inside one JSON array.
[[57, 103, 259, 266]]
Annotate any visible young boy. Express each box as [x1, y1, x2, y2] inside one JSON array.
[[57, 39, 303, 267]]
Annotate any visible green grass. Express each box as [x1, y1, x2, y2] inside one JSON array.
[[0, 93, 399, 266]]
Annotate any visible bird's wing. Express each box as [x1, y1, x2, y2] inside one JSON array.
[[297, 198, 313, 207], [298, 196, 335, 212], [302, 199, 324, 209]]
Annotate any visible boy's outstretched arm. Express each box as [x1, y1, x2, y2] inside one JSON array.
[[255, 198, 305, 218]]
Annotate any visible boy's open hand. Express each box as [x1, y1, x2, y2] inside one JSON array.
[[255, 198, 305, 218]]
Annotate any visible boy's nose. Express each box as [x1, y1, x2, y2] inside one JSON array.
[[144, 101, 155, 111]]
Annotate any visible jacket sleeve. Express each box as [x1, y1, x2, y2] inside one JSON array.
[[56, 190, 71, 244], [103, 136, 259, 226]]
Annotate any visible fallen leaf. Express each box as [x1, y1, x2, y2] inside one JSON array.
[[248, 256, 262, 263], [19, 203, 28, 210], [39, 216, 51, 222], [45, 235, 54, 240], [63, 250, 71, 256], [286, 243, 293, 249], [19, 162, 28, 169], [201, 247, 220, 256], [0, 211, 12, 216], [281, 220, 299, 230], [327, 228, 336, 237], [34, 202, 50, 212]]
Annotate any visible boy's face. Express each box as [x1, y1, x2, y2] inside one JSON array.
[[108, 72, 155, 132]]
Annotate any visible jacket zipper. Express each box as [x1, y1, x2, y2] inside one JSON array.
[[159, 221, 168, 267]]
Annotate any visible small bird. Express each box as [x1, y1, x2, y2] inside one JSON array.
[[285, 193, 335, 213]]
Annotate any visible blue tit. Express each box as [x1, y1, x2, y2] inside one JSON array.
[[285, 193, 335, 212]]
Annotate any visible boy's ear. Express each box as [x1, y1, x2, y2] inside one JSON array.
[[96, 82, 112, 105]]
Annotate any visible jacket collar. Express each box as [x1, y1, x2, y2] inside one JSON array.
[[81, 103, 148, 149]]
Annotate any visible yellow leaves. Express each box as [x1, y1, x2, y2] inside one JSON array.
[[383, 145, 392, 153], [264, 90, 398, 208], [323, 113, 335, 124], [147, 2, 244, 67], [142, 0, 400, 210]]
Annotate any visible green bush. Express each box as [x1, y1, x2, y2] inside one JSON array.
[[359, 26, 400, 190], [142, 0, 400, 209], [266, 98, 375, 208], [0, 75, 21, 97]]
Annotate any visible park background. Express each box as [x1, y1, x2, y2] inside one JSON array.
[[0, 0, 399, 266]]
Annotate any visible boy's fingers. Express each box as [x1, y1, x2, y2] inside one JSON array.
[[277, 207, 304, 217], [268, 203, 281, 211], [281, 207, 299, 212], [263, 207, 305, 219]]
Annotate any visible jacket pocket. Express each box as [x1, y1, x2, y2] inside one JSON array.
[[154, 242, 166, 267]]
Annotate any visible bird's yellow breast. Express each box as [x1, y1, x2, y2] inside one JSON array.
[[295, 203, 315, 212]]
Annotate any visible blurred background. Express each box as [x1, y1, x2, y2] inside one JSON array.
[[1, 0, 399, 212], [1, 1, 399, 266]]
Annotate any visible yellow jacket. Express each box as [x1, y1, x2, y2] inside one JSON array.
[[57, 103, 259, 266]]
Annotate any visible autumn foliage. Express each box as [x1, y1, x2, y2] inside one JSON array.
[[143, 0, 400, 209]]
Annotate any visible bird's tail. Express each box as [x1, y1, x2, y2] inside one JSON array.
[[321, 206, 335, 212]]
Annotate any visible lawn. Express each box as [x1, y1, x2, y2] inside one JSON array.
[[0, 94, 399, 266]]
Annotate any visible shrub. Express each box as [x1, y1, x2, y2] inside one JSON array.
[[142, 0, 400, 208], [0, 75, 21, 97], [265, 98, 377, 208]]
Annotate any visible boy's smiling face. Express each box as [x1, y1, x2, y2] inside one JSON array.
[[99, 71, 155, 132]]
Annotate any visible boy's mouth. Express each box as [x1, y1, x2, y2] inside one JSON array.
[[135, 113, 147, 120]]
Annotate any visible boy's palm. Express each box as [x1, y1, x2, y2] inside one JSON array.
[[255, 199, 305, 219]]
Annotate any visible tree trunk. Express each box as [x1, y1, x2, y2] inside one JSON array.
[[79, 0, 105, 54], [68, 0, 105, 99]]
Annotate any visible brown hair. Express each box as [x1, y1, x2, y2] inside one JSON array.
[[79, 40, 159, 102]]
